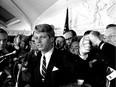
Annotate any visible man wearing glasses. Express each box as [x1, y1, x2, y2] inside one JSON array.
[[63, 30, 77, 51]]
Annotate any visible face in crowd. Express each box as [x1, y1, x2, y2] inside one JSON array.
[[30, 37, 38, 51], [0, 31, 8, 51], [33, 24, 54, 54], [55, 36, 65, 49], [13, 34, 26, 50], [69, 41, 79, 55], [104, 26, 116, 47], [64, 31, 76, 46]]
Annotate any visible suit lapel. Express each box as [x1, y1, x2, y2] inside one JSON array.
[[45, 48, 58, 79], [34, 52, 42, 81]]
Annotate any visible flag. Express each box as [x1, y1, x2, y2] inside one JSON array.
[[63, 8, 69, 34]]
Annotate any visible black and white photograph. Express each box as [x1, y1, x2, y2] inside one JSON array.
[[0, 0, 116, 87]]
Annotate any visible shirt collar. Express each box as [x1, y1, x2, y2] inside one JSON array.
[[41, 47, 54, 68], [42, 47, 54, 58]]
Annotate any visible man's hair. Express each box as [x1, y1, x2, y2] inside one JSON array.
[[34, 24, 55, 37], [106, 24, 116, 29], [64, 30, 77, 37], [71, 36, 80, 43], [56, 36, 65, 40], [55, 36, 65, 42], [84, 30, 92, 35], [0, 28, 8, 35]]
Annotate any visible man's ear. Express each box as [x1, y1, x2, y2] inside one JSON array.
[[50, 37, 54, 43]]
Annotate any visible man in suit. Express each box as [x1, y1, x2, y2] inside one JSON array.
[[88, 30, 116, 87], [0, 28, 9, 71], [0, 28, 14, 87], [63, 30, 77, 51], [79, 30, 107, 87], [22, 24, 89, 87], [89, 31, 115, 70]]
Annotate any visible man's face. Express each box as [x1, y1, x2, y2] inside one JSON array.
[[64, 32, 73, 46], [33, 32, 53, 53], [0, 33, 7, 50], [20, 41, 25, 49], [55, 37, 64, 49], [14, 37, 20, 50], [104, 27, 116, 46], [30, 39, 38, 51], [69, 41, 79, 55]]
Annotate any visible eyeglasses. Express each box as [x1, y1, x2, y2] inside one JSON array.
[[70, 46, 79, 50], [65, 37, 73, 41]]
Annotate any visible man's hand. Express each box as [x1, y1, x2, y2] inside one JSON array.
[[79, 35, 91, 59]]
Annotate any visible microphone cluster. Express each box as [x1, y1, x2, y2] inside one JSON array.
[[15, 51, 33, 63], [0, 50, 33, 65], [0, 50, 16, 59]]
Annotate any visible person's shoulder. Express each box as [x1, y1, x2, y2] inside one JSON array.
[[102, 42, 116, 50]]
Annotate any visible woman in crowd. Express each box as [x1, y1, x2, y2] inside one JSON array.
[[69, 36, 80, 55]]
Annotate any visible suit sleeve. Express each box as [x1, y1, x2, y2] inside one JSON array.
[[101, 43, 116, 69]]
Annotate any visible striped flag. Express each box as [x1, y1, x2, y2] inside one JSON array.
[[63, 8, 69, 34]]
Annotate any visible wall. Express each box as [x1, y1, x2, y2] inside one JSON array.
[[36, 0, 116, 36]]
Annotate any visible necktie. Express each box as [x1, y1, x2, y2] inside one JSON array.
[[41, 55, 47, 78]]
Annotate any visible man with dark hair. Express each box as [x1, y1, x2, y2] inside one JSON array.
[[55, 36, 65, 50], [63, 30, 77, 50], [89, 31, 116, 87], [0, 28, 8, 50], [0, 28, 9, 71], [0, 28, 14, 87], [23, 24, 89, 87]]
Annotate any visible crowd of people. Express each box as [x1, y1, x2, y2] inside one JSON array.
[[0, 23, 115, 87]]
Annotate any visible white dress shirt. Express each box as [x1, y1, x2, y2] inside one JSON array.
[[40, 47, 54, 75]]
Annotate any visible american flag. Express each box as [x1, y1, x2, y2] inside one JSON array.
[[63, 8, 69, 34]]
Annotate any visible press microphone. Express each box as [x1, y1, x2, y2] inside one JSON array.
[[0, 50, 16, 58], [14, 52, 29, 62], [19, 53, 29, 59]]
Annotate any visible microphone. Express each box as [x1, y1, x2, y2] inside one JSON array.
[[15, 51, 35, 63], [15, 52, 29, 62], [18, 50, 35, 59], [0, 50, 16, 58], [19, 52, 30, 58]]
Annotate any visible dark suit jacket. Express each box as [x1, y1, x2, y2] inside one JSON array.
[[21, 48, 89, 87], [101, 43, 116, 69], [84, 48, 107, 87], [101, 43, 116, 87]]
